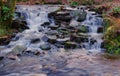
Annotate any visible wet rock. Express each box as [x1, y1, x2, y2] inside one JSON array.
[[49, 25, 59, 30], [34, 51, 41, 56], [55, 15, 72, 22], [48, 11, 72, 25], [48, 12, 56, 18], [57, 38, 70, 44], [76, 25, 89, 33], [57, 27, 69, 35], [45, 30, 58, 35], [41, 35, 49, 42], [0, 36, 11, 45], [41, 22, 50, 27], [69, 20, 79, 27], [9, 45, 27, 55], [70, 10, 87, 22], [97, 27, 104, 33], [64, 42, 77, 49], [40, 43, 51, 50], [90, 38, 97, 45], [101, 42, 104, 48], [77, 12, 87, 22], [7, 55, 19, 60], [70, 34, 89, 43], [42, 35, 56, 43], [57, 11, 70, 16], [11, 36, 19, 41], [12, 19, 29, 30], [0, 56, 4, 61], [47, 35, 57, 44], [31, 38, 40, 44]]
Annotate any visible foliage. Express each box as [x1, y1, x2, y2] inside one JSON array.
[[2, 6, 14, 21], [113, 7, 120, 14], [0, 28, 9, 36], [70, 1, 79, 6], [104, 17, 120, 55]]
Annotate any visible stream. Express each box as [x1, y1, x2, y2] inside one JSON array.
[[0, 5, 120, 76]]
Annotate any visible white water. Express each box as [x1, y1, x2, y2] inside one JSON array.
[[81, 9, 103, 52]]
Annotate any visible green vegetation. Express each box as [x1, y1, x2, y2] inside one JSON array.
[[0, 0, 16, 36], [113, 7, 120, 14], [103, 16, 120, 55]]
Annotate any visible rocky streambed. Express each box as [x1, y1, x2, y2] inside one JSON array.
[[0, 5, 120, 76]]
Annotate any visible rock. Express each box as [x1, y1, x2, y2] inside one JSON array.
[[31, 38, 40, 44], [64, 42, 77, 49], [101, 42, 104, 48], [97, 27, 103, 33], [45, 30, 58, 35], [42, 35, 57, 43], [40, 44, 51, 50], [70, 34, 89, 43], [47, 35, 57, 44], [12, 19, 29, 30], [49, 25, 59, 30], [90, 38, 97, 45], [57, 27, 69, 34], [69, 20, 79, 27], [41, 22, 50, 27], [0, 36, 11, 45], [71, 10, 87, 22], [7, 55, 18, 60], [55, 15, 72, 22], [48, 12, 56, 18], [76, 25, 89, 33], [0, 56, 4, 61], [9, 45, 27, 55], [57, 38, 70, 44], [41, 35, 49, 42], [57, 11, 70, 16], [48, 11, 72, 25]]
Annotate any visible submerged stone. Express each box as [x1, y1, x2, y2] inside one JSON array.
[[40, 44, 51, 50]]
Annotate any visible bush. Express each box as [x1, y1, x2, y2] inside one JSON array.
[[104, 17, 120, 55]]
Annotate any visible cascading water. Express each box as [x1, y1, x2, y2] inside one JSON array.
[[80, 9, 103, 52], [0, 5, 104, 54]]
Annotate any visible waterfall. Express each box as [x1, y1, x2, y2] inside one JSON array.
[[0, 5, 104, 54]]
